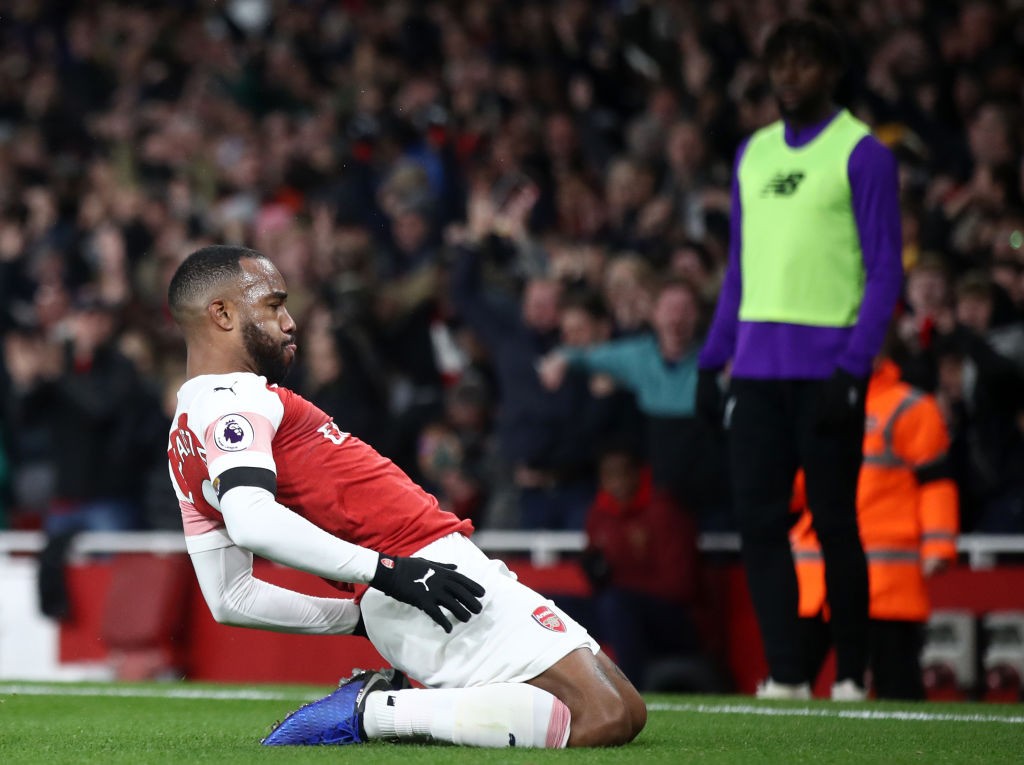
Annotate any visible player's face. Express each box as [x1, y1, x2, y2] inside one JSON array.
[[768, 48, 835, 124], [238, 258, 297, 384]]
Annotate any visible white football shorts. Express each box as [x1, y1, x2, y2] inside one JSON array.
[[360, 532, 599, 688]]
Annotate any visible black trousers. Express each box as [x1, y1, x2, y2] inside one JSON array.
[[801, 616, 926, 700], [728, 377, 869, 685]]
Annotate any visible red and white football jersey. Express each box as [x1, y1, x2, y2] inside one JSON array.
[[167, 373, 473, 555]]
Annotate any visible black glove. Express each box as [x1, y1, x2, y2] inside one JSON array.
[[696, 369, 725, 426], [370, 555, 486, 633], [814, 368, 866, 434]]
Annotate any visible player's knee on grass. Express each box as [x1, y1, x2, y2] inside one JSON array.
[[532, 649, 646, 747], [623, 684, 648, 741], [567, 691, 636, 747], [599, 651, 647, 743]]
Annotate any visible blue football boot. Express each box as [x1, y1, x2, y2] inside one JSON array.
[[261, 668, 405, 746]]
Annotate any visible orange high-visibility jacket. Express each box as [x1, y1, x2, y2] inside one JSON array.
[[791, 360, 959, 622]]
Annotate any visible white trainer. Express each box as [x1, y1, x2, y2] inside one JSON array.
[[831, 679, 868, 701], [755, 678, 811, 700]]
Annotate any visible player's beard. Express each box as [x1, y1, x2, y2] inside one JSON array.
[[773, 81, 833, 126], [242, 320, 293, 385], [775, 92, 812, 123]]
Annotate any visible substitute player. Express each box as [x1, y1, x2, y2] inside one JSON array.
[[696, 16, 903, 700], [166, 245, 646, 748]]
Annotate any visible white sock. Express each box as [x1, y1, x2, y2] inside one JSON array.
[[362, 683, 571, 748]]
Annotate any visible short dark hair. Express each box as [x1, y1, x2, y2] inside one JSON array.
[[559, 287, 610, 321], [671, 238, 714, 274], [955, 270, 995, 303], [763, 16, 846, 74], [656, 275, 703, 304], [167, 245, 266, 323], [596, 435, 645, 467]]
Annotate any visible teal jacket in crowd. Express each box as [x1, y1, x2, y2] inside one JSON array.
[[562, 334, 701, 417]]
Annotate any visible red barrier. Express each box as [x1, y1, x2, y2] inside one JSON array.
[[55, 556, 1024, 692]]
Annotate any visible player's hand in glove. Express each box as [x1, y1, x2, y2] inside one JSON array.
[[370, 554, 486, 633], [814, 368, 866, 434]]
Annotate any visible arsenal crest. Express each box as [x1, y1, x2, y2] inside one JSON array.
[[532, 605, 566, 633]]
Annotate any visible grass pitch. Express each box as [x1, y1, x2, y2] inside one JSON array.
[[1, 682, 1022, 764]]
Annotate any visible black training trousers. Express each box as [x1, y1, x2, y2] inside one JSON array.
[[728, 377, 869, 685], [801, 616, 926, 700]]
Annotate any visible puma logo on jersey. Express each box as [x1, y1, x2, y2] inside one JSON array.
[[213, 381, 239, 395], [761, 171, 805, 196], [414, 569, 435, 591]]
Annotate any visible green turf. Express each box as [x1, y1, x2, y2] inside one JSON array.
[[1, 683, 1021, 764]]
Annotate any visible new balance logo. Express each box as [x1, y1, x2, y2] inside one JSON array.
[[414, 569, 435, 591], [761, 171, 805, 196]]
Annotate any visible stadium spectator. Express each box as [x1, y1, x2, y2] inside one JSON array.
[[791, 339, 959, 700], [8, 296, 147, 534], [932, 322, 1024, 534], [989, 208, 1024, 316], [667, 239, 722, 303], [601, 254, 657, 337], [166, 245, 646, 749], [602, 157, 662, 256], [953, 271, 1024, 372], [368, 195, 449, 481], [581, 443, 702, 691], [414, 372, 498, 523], [451, 186, 616, 530], [539, 278, 729, 526], [658, 119, 732, 247], [897, 254, 955, 390], [696, 17, 903, 700], [2, 324, 59, 528]]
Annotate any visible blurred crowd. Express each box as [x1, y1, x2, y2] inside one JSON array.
[[0, 0, 1023, 547]]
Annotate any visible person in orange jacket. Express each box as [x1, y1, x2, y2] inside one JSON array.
[[791, 354, 959, 700]]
